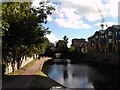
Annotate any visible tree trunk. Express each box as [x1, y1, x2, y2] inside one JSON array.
[[12, 56, 16, 73], [17, 55, 21, 70]]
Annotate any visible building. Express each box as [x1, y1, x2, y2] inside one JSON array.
[[104, 25, 120, 53], [87, 35, 94, 54], [87, 25, 120, 64], [87, 31, 105, 54], [71, 38, 87, 53]]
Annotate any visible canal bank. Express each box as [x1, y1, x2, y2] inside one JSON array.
[[29, 58, 66, 89], [2, 57, 65, 89], [81, 57, 120, 69]]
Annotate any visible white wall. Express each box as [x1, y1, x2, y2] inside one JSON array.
[[5, 55, 36, 74]]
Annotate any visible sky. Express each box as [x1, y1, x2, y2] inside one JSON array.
[[32, 0, 119, 47]]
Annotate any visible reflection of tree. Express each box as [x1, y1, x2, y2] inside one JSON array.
[[63, 65, 68, 80], [63, 69, 68, 80]]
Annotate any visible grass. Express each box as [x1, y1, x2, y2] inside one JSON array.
[[36, 70, 48, 77], [3, 59, 38, 83], [7, 59, 37, 75]]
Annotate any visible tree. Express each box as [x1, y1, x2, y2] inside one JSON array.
[[2, 2, 55, 72], [63, 35, 68, 45], [55, 36, 69, 58], [44, 43, 56, 57], [2, 2, 35, 70]]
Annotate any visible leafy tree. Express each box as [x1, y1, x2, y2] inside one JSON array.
[[2, 2, 55, 72], [55, 36, 69, 58], [44, 42, 56, 57], [63, 35, 68, 45]]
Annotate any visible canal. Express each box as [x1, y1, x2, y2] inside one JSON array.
[[42, 59, 119, 89]]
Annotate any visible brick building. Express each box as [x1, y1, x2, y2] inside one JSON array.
[[87, 25, 120, 64], [71, 38, 87, 53]]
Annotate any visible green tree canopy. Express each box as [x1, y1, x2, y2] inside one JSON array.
[[2, 1, 55, 71]]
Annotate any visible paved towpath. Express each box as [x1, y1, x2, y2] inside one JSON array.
[[2, 57, 51, 89]]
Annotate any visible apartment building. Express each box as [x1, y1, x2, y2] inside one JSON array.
[[87, 25, 120, 64], [104, 25, 120, 53], [88, 29, 106, 54]]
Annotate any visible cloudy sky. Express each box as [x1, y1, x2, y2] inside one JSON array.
[[32, 0, 119, 46]]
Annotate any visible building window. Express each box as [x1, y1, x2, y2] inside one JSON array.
[[118, 31, 120, 35], [109, 39, 112, 43], [96, 35, 98, 39], [106, 48, 108, 53], [101, 35, 104, 38], [116, 31, 120, 36], [116, 32, 118, 36], [118, 40, 120, 43], [92, 43, 94, 46], [105, 34, 107, 38], [108, 31, 112, 36]]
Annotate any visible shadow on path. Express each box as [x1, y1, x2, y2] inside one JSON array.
[[2, 75, 64, 90]]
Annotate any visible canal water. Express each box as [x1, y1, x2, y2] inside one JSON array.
[[42, 59, 119, 89]]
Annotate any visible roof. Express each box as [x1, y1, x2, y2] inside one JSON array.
[[99, 30, 105, 34], [105, 25, 119, 33], [112, 25, 120, 29], [72, 38, 85, 41], [88, 35, 94, 39]]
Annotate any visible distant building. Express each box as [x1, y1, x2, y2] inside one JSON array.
[[71, 38, 87, 53]]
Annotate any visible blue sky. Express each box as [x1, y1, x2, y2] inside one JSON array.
[[32, 0, 119, 46]]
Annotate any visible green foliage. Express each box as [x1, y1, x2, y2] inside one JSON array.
[[68, 46, 75, 53], [56, 35, 68, 52], [44, 43, 56, 57], [2, 2, 55, 71], [55, 36, 69, 58]]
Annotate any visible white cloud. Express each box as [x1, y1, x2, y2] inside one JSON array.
[[54, 7, 91, 29], [32, 0, 41, 7], [67, 39, 72, 47], [32, 0, 48, 7], [46, 33, 59, 43], [48, 0, 103, 29], [54, 0, 104, 21], [53, 0, 119, 21], [47, 15, 53, 22], [55, 17, 91, 29], [109, 0, 119, 18], [32, 0, 119, 29]]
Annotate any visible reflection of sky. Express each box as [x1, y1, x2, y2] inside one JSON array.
[[47, 64, 94, 88]]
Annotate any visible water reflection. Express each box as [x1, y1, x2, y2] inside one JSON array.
[[43, 59, 119, 88], [63, 66, 68, 80]]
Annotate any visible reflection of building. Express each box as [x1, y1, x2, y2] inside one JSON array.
[[87, 25, 120, 64], [71, 38, 87, 53]]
